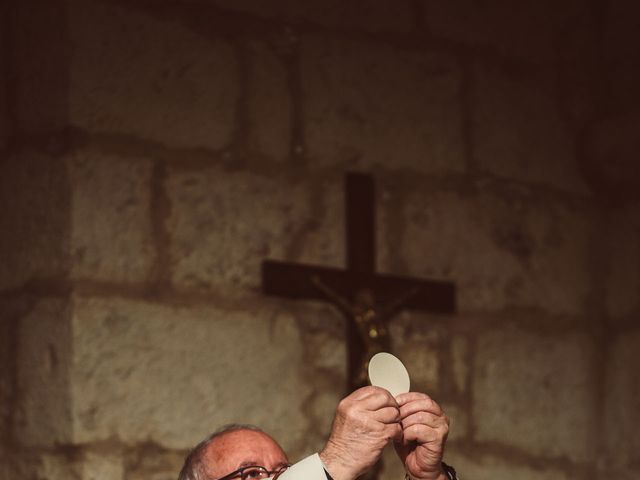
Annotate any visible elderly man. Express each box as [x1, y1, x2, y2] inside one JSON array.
[[178, 386, 456, 480]]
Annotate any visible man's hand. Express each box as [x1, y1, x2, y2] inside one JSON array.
[[394, 392, 449, 480], [320, 386, 402, 480]]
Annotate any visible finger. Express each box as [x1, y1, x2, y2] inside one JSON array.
[[398, 396, 443, 419], [373, 406, 401, 424], [402, 423, 448, 445], [401, 411, 447, 430], [385, 422, 403, 442], [396, 392, 437, 407], [354, 386, 399, 410]]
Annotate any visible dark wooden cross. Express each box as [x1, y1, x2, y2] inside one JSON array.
[[262, 172, 456, 392]]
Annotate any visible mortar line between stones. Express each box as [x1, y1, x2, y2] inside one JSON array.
[[6, 127, 596, 207], [230, 38, 251, 166], [282, 29, 305, 164], [121, 0, 544, 84], [459, 53, 477, 174], [149, 158, 172, 291], [449, 438, 592, 473], [588, 207, 615, 470]]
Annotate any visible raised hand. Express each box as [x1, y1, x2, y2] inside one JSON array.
[[320, 386, 402, 480], [394, 392, 449, 480]]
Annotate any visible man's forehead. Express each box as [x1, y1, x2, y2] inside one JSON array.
[[205, 429, 287, 469]]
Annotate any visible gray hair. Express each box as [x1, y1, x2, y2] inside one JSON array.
[[178, 424, 265, 480]]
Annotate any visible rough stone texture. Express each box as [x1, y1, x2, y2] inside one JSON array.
[[473, 327, 596, 462], [168, 168, 344, 292], [451, 335, 469, 393], [247, 41, 291, 161], [389, 312, 445, 347], [424, 0, 587, 65], [67, 149, 155, 283], [126, 448, 186, 480], [0, 152, 70, 291], [295, 175, 346, 270], [68, 0, 237, 150], [3, 451, 124, 480], [474, 63, 588, 194], [604, 329, 640, 468], [294, 302, 347, 376], [307, 388, 342, 453], [11, 0, 68, 133], [0, 296, 31, 444], [582, 115, 640, 200], [210, 0, 413, 32], [0, 306, 12, 442], [605, 204, 640, 319], [443, 451, 570, 480], [68, 295, 313, 456], [382, 185, 594, 314], [79, 452, 125, 480], [301, 35, 465, 174], [14, 297, 73, 447], [399, 342, 439, 393], [440, 403, 468, 442]]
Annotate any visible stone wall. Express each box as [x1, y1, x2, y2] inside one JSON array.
[[1, 1, 639, 480]]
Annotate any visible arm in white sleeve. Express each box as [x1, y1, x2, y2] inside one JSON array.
[[276, 453, 331, 480]]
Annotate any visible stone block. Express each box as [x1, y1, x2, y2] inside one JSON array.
[[11, 0, 68, 133], [308, 389, 342, 446], [443, 450, 569, 480], [0, 152, 70, 291], [167, 168, 344, 292], [3, 451, 124, 480], [472, 327, 596, 462], [474, 63, 588, 194], [67, 295, 313, 453], [424, 0, 587, 64], [399, 343, 439, 393], [7, 453, 77, 480], [68, 0, 237, 150], [0, 296, 30, 442], [246, 41, 291, 161], [14, 297, 73, 447], [0, 313, 11, 441], [301, 35, 465, 174], [381, 186, 594, 314], [80, 453, 125, 480], [604, 329, 640, 467], [67, 148, 155, 283], [127, 448, 186, 480], [210, 0, 413, 32], [605, 204, 640, 319], [295, 303, 347, 375]]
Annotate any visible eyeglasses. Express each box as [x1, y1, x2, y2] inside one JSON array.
[[215, 464, 290, 480]]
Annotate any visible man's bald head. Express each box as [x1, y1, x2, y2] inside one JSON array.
[[178, 425, 288, 480]]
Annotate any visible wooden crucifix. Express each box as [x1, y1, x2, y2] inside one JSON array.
[[262, 172, 456, 391]]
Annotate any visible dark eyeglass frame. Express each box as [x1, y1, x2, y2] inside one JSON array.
[[215, 464, 291, 480]]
